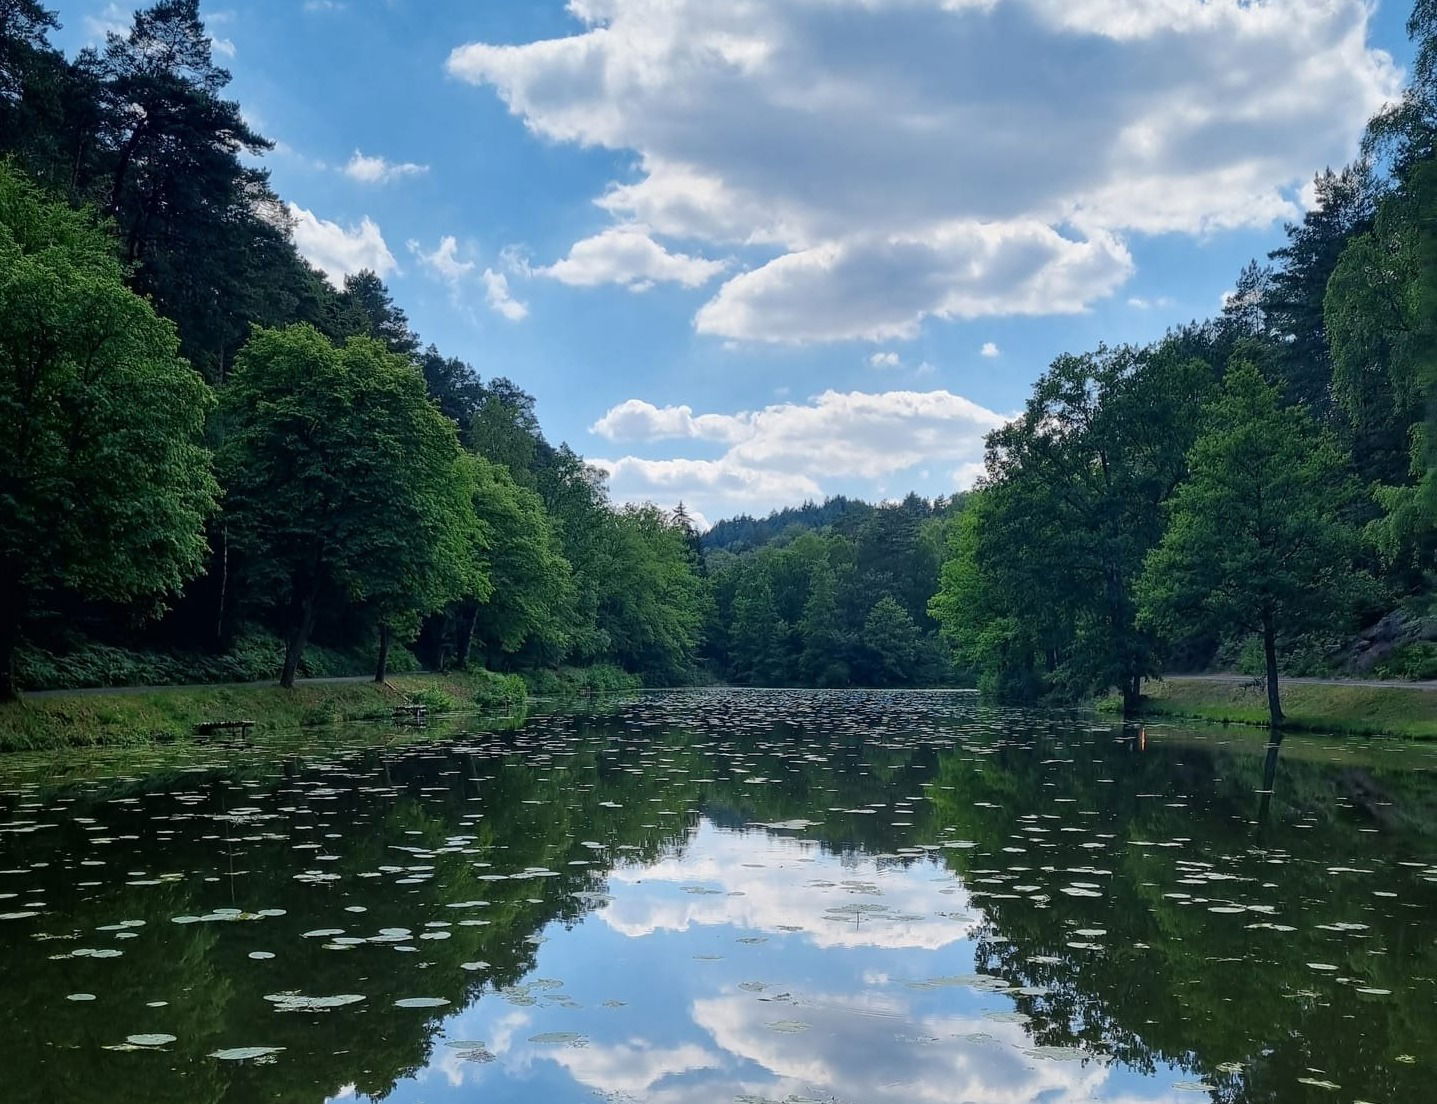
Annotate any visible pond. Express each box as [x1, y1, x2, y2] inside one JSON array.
[[2, 689, 1436, 1104]]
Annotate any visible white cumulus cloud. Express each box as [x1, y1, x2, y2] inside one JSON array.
[[539, 225, 727, 290], [589, 387, 1008, 517], [286, 203, 396, 286], [409, 235, 475, 285], [343, 150, 429, 184], [483, 267, 529, 321], [448, 0, 1398, 343]]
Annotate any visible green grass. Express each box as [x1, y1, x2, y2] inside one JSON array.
[[521, 664, 642, 697], [0, 671, 530, 753], [1112, 677, 1437, 740]]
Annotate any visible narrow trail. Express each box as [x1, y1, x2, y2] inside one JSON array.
[[1163, 673, 1437, 692], [23, 674, 383, 699], [20, 672, 1437, 700]]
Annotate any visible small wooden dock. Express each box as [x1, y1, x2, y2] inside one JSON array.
[[194, 720, 255, 743]]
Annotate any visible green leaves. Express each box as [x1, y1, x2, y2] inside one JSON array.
[[1138, 362, 1370, 697], [218, 325, 482, 674], [0, 163, 218, 697], [935, 342, 1213, 703]]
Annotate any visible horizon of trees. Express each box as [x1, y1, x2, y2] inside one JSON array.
[[6, 1, 1437, 717], [930, 1, 1437, 724], [0, 0, 709, 699]]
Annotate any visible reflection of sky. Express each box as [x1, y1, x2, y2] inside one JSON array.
[[352, 819, 1201, 1104], [601, 821, 980, 949]]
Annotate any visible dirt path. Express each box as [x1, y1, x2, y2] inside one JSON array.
[[1163, 673, 1437, 692], [24, 674, 383, 699]]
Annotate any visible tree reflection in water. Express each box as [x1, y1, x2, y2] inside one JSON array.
[[1, 690, 1433, 1104]]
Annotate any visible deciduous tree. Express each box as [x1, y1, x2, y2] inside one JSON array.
[[0, 164, 217, 699]]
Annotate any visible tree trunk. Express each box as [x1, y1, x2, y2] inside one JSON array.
[[280, 583, 317, 690], [1121, 674, 1141, 716], [1262, 613, 1283, 728], [455, 604, 479, 670], [1256, 733, 1284, 842], [214, 523, 229, 647], [0, 592, 21, 704], [374, 624, 392, 684]]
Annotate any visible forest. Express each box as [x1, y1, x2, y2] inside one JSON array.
[[922, 2, 1437, 724], [0, 0, 726, 700], [4, 1, 1437, 722]]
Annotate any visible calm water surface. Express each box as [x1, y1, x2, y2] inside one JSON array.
[[2, 689, 1436, 1104]]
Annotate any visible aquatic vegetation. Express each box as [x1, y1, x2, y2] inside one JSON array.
[[2, 689, 1436, 1103]]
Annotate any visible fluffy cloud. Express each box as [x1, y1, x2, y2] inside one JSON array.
[[549, 1041, 723, 1096], [342, 150, 429, 184], [694, 223, 1132, 342], [449, 0, 1397, 342], [408, 237, 529, 321], [589, 388, 1006, 516], [594, 455, 823, 511], [409, 235, 475, 285], [286, 203, 396, 285], [689, 992, 1182, 1104], [601, 823, 980, 950], [981, 342, 1001, 358], [538, 225, 727, 290], [590, 399, 750, 444], [483, 267, 529, 321]]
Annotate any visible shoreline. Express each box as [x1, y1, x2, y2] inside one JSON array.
[[0, 668, 631, 753], [1112, 676, 1437, 740]]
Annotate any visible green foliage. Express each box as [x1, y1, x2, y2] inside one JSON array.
[[592, 505, 709, 682], [0, 5, 715, 696], [13, 631, 417, 691], [728, 570, 789, 686], [405, 687, 457, 713], [1136, 677, 1437, 740], [298, 697, 341, 726], [931, 343, 1214, 705], [470, 669, 528, 711], [708, 498, 955, 689], [1326, 159, 1437, 576], [702, 495, 883, 552], [522, 664, 642, 696], [218, 324, 483, 685], [0, 161, 217, 699], [798, 564, 849, 686], [861, 597, 920, 685], [1139, 363, 1371, 722], [8, 0, 1437, 708], [1373, 640, 1437, 680], [466, 455, 575, 664]]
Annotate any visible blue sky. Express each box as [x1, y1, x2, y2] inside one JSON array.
[[54, 1, 1417, 526]]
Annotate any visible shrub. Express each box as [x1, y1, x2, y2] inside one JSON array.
[[521, 664, 641, 696], [407, 687, 457, 712], [471, 669, 528, 711], [299, 698, 341, 726], [1373, 641, 1437, 681]]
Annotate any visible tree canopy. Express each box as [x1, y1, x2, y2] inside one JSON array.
[[0, 161, 216, 698]]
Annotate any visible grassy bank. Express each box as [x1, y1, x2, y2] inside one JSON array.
[[0, 669, 542, 753], [1117, 677, 1437, 739]]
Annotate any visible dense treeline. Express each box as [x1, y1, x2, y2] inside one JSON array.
[[700, 493, 962, 687], [930, 3, 1437, 724], [701, 496, 878, 553], [0, 1, 708, 699], [10, 1, 1437, 712]]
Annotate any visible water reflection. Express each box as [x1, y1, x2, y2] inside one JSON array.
[[1, 690, 1434, 1103]]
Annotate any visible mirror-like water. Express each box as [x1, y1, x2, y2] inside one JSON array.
[[2, 689, 1436, 1104]]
